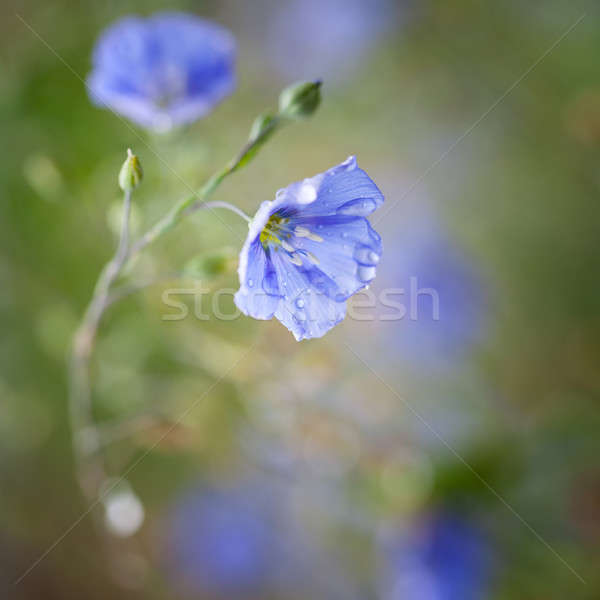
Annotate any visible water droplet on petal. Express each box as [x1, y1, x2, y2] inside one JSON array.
[[297, 182, 317, 204], [248, 278, 254, 287], [295, 298, 305, 309], [357, 265, 376, 282], [354, 245, 380, 265], [336, 197, 377, 216]]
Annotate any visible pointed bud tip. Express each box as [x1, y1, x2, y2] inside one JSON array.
[[278, 80, 323, 120], [118, 149, 143, 192]]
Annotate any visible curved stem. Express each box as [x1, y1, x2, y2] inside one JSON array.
[[69, 188, 132, 499], [127, 116, 281, 260], [197, 200, 251, 222], [67, 111, 286, 505]]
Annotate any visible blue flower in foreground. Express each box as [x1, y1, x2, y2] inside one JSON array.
[[88, 12, 235, 132], [235, 156, 384, 340]]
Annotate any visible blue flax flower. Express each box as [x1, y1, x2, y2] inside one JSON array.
[[235, 156, 384, 340], [166, 482, 292, 596], [379, 511, 494, 600], [88, 12, 236, 132], [379, 215, 488, 368]]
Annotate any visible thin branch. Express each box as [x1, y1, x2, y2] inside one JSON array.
[[68, 188, 132, 500]]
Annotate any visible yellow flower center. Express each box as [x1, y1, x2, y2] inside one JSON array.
[[259, 213, 290, 248]]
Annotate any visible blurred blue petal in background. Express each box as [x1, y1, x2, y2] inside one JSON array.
[[378, 510, 495, 600], [88, 12, 236, 132]]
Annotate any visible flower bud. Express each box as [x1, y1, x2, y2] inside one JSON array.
[[118, 148, 143, 192], [278, 80, 322, 119]]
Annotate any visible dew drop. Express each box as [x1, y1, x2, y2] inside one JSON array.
[[295, 298, 305, 309], [248, 279, 254, 287], [357, 265, 376, 282], [336, 197, 376, 216], [297, 182, 317, 204], [354, 245, 380, 265]]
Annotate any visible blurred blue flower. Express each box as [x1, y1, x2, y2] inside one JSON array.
[[88, 12, 236, 132], [379, 216, 487, 367], [265, 0, 398, 82], [166, 482, 290, 596], [235, 156, 384, 340], [379, 511, 494, 600]]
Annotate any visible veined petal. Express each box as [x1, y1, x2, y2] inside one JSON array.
[[289, 215, 383, 300], [269, 250, 345, 340], [235, 157, 384, 341], [280, 156, 384, 218], [234, 240, 280, 319]]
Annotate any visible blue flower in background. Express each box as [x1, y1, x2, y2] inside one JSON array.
[[379, 215, 487, 367], [379, 511, 494, 600], [88, 12, 236, 132], [166, 482, 290, 596], [235, 156, 384, 340], [264, 0, 398, 83]]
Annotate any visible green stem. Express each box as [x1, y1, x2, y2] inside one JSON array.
[[67, 113, 285, 502], [128, 116, 281, 258], [69, 188, 132, 499]]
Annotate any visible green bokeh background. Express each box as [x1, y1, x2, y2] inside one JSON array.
[[1, 0, 599, 598]]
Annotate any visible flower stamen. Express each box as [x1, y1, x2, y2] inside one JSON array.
[[294, 226, 323, 242], [260, 213, 290, 248], [302, 250, 320, 265]]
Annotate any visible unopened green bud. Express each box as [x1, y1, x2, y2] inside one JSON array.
[[118, 148, 143, 192], [278, 80, 322, 119]]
